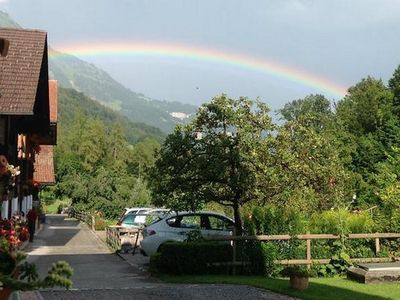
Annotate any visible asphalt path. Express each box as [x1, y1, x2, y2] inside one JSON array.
[[23, 215, 295, 300]]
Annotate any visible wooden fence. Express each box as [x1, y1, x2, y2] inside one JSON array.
[[68, 208, 400, 265], [106, 225, 142, 253], [68, 208, 95, 231], [207, 233, 400, 271], [68, 208, 142, 252]]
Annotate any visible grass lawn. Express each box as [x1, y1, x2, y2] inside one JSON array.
[[44, 199, 70, 214], [160, 275, 400, 300]]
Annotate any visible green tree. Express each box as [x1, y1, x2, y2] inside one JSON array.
[[279, 94, 333, 130], [273, 114, 352, 212], [130, 137, 160, 177], [335, 76, 399, 206], [389, 65, 400, 109], [147, 95, 276, 235], [336, 77, 393, 136], [79, 119, 107, 173]]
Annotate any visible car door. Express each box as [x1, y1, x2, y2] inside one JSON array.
[[203, 214, 234, 238], [164, 214, 202, 241]]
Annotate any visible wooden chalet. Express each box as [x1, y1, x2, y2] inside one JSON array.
[[0, 28, 56, 219]]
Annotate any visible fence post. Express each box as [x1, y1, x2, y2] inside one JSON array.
[[232, 228, 237, 275], [306, 237, 311, 269], [91, 215, 95, 231], [375, 237, 380, 255]]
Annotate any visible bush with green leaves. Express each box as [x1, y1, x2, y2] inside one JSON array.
[[150, 241, 232, 275], [309, 209, 375, 235], [245, 205, 308, 235], [94, 215, 107, 231], [0, 248, 73, 291], [318, 251, 352, 277], [281, 265, 313, 278], [374, 208, 400, 233], [239, 241, 281, 276]]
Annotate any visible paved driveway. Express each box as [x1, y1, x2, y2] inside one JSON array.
[[23, 215, 296, 300]]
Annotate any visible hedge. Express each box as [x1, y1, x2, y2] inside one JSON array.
[[150, 241, 233, 275]]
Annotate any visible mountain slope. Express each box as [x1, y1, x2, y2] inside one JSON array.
[[49, 50, 196, 132], [0, 11, 21, 28], [58, 87, 165, 144], [0, 11, 197, 133]]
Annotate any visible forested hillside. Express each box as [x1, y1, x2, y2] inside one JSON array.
[[55, 88, 162, 217], [49, 50, 196, 132], [58, 87, 165, 144]]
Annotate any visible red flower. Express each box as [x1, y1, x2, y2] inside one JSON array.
[[19, 227, 30, 242]]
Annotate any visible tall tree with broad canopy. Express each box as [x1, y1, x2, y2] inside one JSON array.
[[279, 94, 333, 126], [335, 76, 398, 206], [147, 95, 276, 235], [273, 113, 353, 212], [389, 65, 400, 109]]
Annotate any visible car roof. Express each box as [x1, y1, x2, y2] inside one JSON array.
[[125, 208, 170, 215], [124, 207, 153, 211], [162, 210, 233, 221]]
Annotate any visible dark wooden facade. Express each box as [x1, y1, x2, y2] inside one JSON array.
[[0, 28, 56, 219]]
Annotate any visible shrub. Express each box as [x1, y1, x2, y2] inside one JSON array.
[[56, 204, 64, 214], [374, 208, 400, 233], [281, 265, 313, 278], [148, 252, 162, 275], [151, 241, 232, 275], [309, 209, 375, 234], [245, 205, 307, 235], [94, 216, 107, 231], [318, 251, 352, 277], [239, 241, 281, 276]]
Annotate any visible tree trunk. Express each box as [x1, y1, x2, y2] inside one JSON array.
[[233, 202, 243, 236]]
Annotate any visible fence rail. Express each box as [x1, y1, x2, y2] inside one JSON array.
[[68, 208, 142, 253], [106, 225, 142, 253], [207, 232, 400, 271], [68, 208, 95, 231], [68, 208, 400, 266]]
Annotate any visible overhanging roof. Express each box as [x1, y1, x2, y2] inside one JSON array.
[[0, 28, 47, 114], [33, 145, 55, 185]]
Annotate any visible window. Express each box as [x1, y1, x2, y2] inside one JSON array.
[[166, 217, 181, 227], [180, 215, 201, 229], [208, 215, 234, 231], [121, 215, 135, 225], [166, 215, 201, 229]]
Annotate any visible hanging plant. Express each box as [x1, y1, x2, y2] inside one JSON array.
[[0, 155, 20, 198]]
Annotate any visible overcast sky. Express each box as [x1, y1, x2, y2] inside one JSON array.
[[1, 0, 399, 109]]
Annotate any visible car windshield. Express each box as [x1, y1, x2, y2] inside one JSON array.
[[121, 211, 169, 227], [144, 211, 171, 227], [121, 213, 146, 226]]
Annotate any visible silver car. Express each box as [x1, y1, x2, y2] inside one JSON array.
[[140, 211, 234, 256]]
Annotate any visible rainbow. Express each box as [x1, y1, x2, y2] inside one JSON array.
[[50, 41, 348, 98]]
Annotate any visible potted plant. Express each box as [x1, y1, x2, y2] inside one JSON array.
[[282, 265, 311, 291]]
